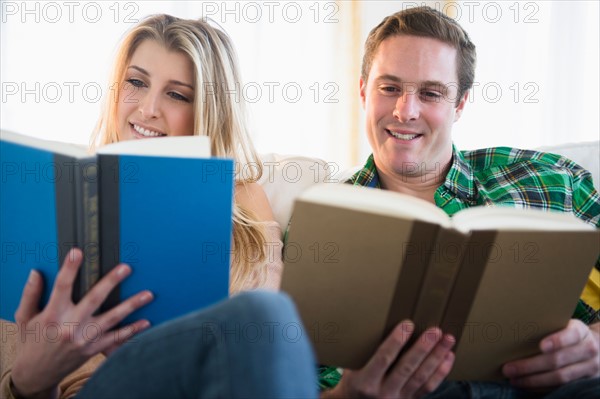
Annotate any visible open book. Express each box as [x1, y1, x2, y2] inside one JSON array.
[[1, 131, 233, 326], [280, 183, 599, 380]]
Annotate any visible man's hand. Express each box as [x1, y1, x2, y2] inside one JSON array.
[[10, 248, 154, 399], [322, 321, 455, 399], [503, 319, 600, 389]]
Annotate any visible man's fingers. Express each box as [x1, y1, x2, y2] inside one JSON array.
[[506, 344, 595, 379], [417, 350, 455, 397], [47, 248, 83, 307], [509, 358, 598, 389], [505, 336, 599, 380], [387, 328, 447, 396], [14, 270, 44, 324], [362, 320, 415, 382], [540, 319, 589, 353], [395, 334, 455, 398]]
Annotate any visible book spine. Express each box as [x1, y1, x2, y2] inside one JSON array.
[[54, 155, 100, 303], [412, 229, 468, 333], [383, 222, 440, 339], [52, 154, 78, 302], [77, 159, 100, 301], [98, 154, 121, 312], [440, 230, 497, 346]]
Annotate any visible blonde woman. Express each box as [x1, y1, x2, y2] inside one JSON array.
[[91, 14, 282, 293], [2, 15, 316, 399]]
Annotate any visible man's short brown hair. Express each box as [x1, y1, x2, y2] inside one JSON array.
[[361, 6, 476, 106]]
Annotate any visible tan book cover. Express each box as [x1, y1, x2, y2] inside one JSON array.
[[281, 184, 599, 380], [283, 200, 439, 368], [446, 230, 599, 380]]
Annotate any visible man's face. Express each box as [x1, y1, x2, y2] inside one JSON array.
[[360, 35, 467, 180]]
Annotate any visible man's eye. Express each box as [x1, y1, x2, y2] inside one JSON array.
[[380, 86, 399, 93], [422, 91, 442, 100], [126, 78, 145, 88], [169, 92, 191, 102]]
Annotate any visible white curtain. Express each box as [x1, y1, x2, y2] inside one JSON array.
[[1, 1, 598, 169]]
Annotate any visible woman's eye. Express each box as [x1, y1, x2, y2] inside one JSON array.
[[126, 78, 145, 88], [168, 92, 191, 102]]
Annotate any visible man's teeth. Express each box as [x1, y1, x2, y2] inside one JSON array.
[[388, 130, 418, 140], [133, 124, 164, 137]]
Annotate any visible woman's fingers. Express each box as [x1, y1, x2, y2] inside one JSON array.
[[94, 290, 154, 331], [46, 248, 83, 308], [97, 319, 152, 356], [76, 264, 132, 316], [14, 270, 44, 324]]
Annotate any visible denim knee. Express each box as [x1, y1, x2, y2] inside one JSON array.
[[230, 290, 298, 325]]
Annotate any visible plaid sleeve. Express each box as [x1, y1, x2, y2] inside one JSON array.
[[572, 299, 600, 324], [569, 162, 600, 228], [317, 365, 342, 391], [569, 165, 600, 283]]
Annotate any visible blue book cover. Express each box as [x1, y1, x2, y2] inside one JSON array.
[[100, 153, 234, 325], [1, 132, 233, 327], [1, 132, 96, 321]]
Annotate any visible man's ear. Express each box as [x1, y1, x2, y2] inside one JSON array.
[[454, 91, 469, 122], [359, 77, 367, 108]]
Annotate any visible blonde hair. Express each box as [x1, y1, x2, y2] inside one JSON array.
[[92, 14, 267, 293]]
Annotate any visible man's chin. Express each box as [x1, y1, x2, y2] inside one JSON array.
[[390, 159, 424, 176]]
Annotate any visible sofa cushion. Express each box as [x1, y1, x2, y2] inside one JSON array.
[[258, 153, 331, 231]]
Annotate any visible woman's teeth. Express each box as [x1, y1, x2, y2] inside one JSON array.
[[133, 124, 165, 137]]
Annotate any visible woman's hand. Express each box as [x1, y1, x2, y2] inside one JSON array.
[[322, 321, 455, 399], [10, 248, 153, 399]]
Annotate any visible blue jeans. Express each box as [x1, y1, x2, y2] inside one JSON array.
[[427, 378, 600, 399], [77, 291, 318, 398]]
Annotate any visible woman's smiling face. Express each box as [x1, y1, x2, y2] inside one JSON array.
[[117, 39, 196, 141]]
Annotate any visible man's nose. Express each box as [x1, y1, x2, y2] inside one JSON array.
[[393, 90, 419, 122]]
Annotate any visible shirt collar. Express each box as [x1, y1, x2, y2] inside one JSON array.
[[347, 145, 477, 201], [346, 154, 381, 188], [442, 145, 477, 201]]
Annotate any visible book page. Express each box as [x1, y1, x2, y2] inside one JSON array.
[[1, 130, 89, 158], [452, 206, 596, 233], [300, 184, 451, 228], [97, 136, 210, 158]]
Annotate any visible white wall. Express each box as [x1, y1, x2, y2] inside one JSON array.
[[1, 1, 598, 169], [356, 1, 600, 163]]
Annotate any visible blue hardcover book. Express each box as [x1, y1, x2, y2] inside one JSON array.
[[1, 131, 97, 320], [1, 131, 233, 326]]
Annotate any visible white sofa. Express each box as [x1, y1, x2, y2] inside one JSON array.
[[259, 141, 600, 231]]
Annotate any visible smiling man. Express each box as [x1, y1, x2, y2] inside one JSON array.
[[320, 6, 600, 399], [360, 33, 467, 201]]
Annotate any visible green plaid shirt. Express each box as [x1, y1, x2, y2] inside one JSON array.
[[347, 146, 599, 321], [318, 146, 600, 390], [349, 147, 600, 223]]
